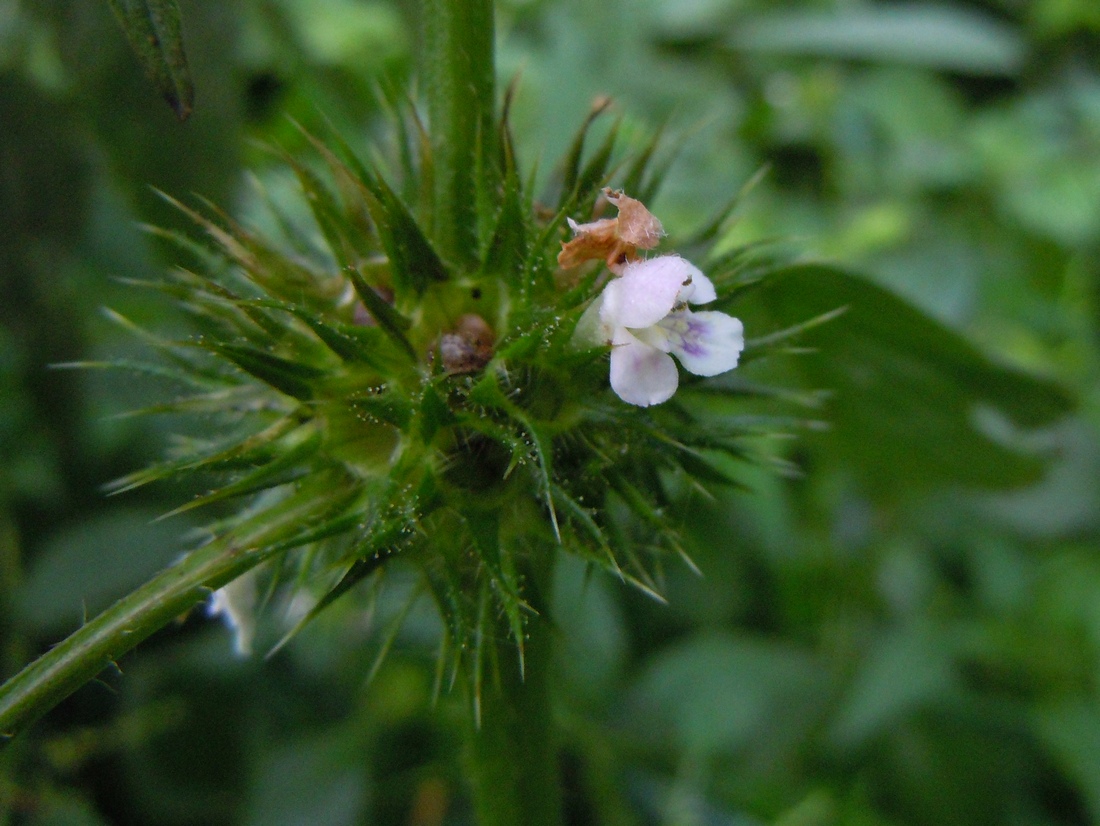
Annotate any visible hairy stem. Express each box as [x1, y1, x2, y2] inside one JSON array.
[[465, 556, 563, 826], [0, 535, 260, 736], [422, 0, 496, 266], [0, 487, 334, 737]]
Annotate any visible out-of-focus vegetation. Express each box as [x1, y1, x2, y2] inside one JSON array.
[[2, 0, 1099, 824]]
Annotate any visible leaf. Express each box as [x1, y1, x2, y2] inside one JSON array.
[[827, 625, 957, 750], [281, 150, 363, 270], [300, 127, 450, 295], [348, 391, 415, 431], [618, 121, 666, 201], [161, 192, 334, 311], [156, 426, 323, 518], [628, 632, 824, 755], [106, 415, 302, 494], [107, 0, 195, 120], [482, 155, 527, 281], [729, 5, 1026, 77], [573, 117, 621, 206], [268, 552, 390, 656], [550, 485, 611, 563], [738, 264, 1074, 494], [419, 383, 457, 442], [559, 96, 613, 203], [346, 268, 416, 359], [1034, 702, 1100, 822], [464, 509, 526, 673], [14, 508, 198, 633], [204, 342, 326, 401], [252, 299, 405, 370]]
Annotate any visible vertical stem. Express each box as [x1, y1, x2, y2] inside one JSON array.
[[422, 0, 496, 266], [466, 591, 563, 826]]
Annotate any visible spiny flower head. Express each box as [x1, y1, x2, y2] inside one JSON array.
[[114, 106, 777, 686]]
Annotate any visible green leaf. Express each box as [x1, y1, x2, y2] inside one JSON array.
[[482, 157, 527, 281], [738, 264, 1074, 493], [301, 128, 450, 295], [419, 383, 457, 442], [1034, 702, 1100, 822], [162, 192, 335, 311], [348, 391, 415, 431], [106, 415, 302, 494], [282, 150, 365, 271], [559, 97, 613, 204], [363, 167, 452, 295], [550, 484, 616, 570], [253, 299, 404, 370], [464, 509, 526, 671], [268, 551, 390, 656], [729, 6, 1026, 76], [157, 425, 323, 518], [628, 632, 824, 755], [346, 268, 416, 359], [204, 342, 326, 400], [107, 0, 195, 120], [574, 117, 621, 205], [827, 625, 956, 750]]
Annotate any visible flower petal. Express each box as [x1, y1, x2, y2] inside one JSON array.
[[609, 330, 679, 406], [682, 261, 717, 304], [208, 571, 258, 656], [602, 256, 691, 329], [663, 310, 744, 377]]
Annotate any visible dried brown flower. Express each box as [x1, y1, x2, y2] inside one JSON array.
[[557, 189, 664, 273]]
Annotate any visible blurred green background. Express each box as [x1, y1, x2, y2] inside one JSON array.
[[2, 0, 1100, 823]]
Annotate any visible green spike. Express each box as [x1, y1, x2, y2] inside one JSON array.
[[559, 97, 613, 202], [202, 342, 326, 400], [299, 127, 450, 296]]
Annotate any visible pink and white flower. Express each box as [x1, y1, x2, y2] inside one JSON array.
[[587, 255, 744, 406]]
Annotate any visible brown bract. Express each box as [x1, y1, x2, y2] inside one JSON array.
[[557, 189, 664, 273]]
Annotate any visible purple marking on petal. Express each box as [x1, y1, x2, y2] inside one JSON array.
[[668, 310, 744, 377], [678, 316, 711, 356]]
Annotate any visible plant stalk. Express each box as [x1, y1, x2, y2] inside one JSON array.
[[422, 0, 496, 266], [0, 465, 352, 736], [466, 583, 563, 826], [0, 534, 264, 737]]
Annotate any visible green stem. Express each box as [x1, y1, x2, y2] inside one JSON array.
[[0, 476, 346, 737], [466, 558, 563, 826], [0, 534, 262, 737], [422, 0, 496, 266]]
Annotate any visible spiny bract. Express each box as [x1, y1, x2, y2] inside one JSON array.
[[111, 102, 777, 685]]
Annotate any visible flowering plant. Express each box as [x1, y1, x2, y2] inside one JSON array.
[[0, 3, 796, 823]]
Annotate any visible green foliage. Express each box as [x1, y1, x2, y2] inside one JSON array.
[[737, 263, 1073, 493], [107, 0, 194, 119], [2, 1, 1098, 825]]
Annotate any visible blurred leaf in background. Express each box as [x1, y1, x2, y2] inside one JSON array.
[[3, 0, 1100, 824]]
